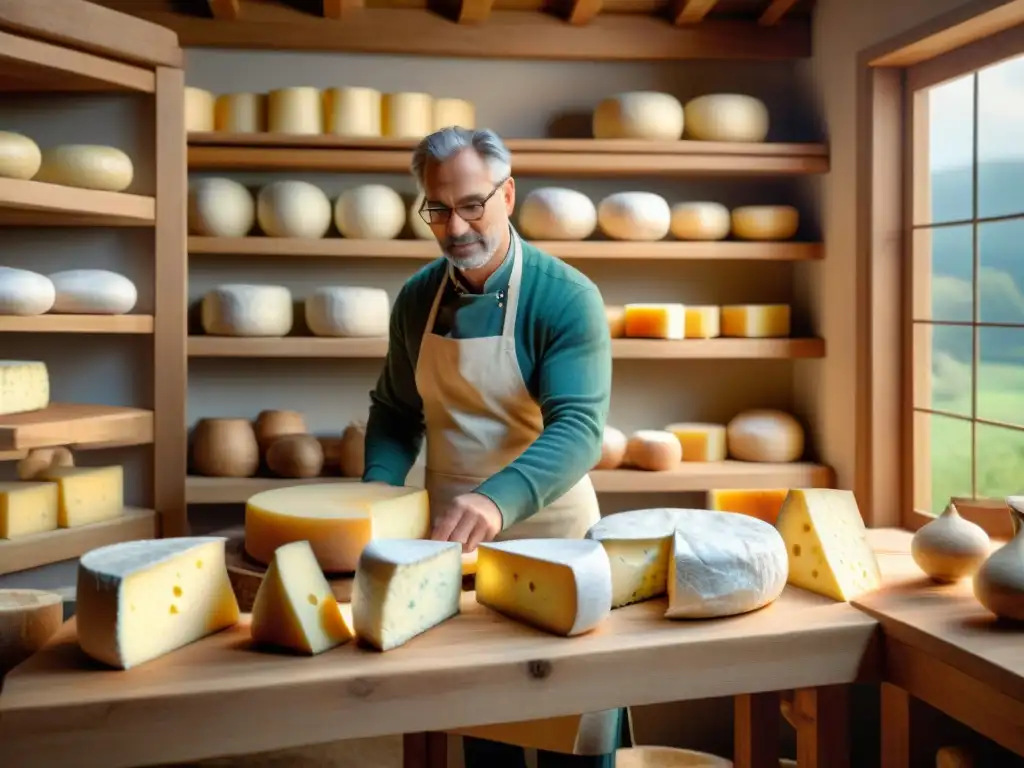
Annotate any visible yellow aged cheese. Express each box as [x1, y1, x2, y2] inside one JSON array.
[[214, 92, 267, 133], [684, 306, 720, 339], [0, 589, 63, 677], [38, 466, 123, 528], [0, 361, 49, 416], [250, 540, 354, 655], [663, 422, 726, 462], [184, 86, 215, 132], [0, 131, 42, 180], [382, 92, 433, 139], [720, 304, 791, 338], [267, 87, 322, 135], [707, 488, 789, 525], [323, 86, 383, 138], [0, 481, 58, 539], [731, 205, 799, 241], [624, 303, 685, 340], [35, 145, 134, 193], [245, 482, 430, 573], [433, 97, 476, 131], [775, 489, 882, 602]]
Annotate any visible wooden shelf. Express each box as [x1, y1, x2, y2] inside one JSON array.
[[188, 237, 824, 262], [0, 315, 154, 333], [0, 178, 155, 226], [0, 404, 154, 451], [0, 508, 157, 576]]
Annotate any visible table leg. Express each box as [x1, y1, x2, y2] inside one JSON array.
[[404, 732, 448, 768], [734, 693, 781, 768], [880, 683, 931, 768], [792, 686, 850, 768]]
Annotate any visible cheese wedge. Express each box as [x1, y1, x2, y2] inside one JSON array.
[[0, 481, 58, 538], [38, 465, 123, 528], [707, 488, 789, 525], [0, 589, 63, 677], [664, 422, 727, 462]]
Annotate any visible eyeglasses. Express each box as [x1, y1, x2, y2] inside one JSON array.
[[418, 177, 510, 225]]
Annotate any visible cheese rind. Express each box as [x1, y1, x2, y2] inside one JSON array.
[[0, 267, 55, 316], [0, 589, 63, 676], [624, 303, 685, 340], [201, 284, 294, 337], [267, 87, 322, 135], [726, 409, 804, 463], [0, 361, 49, 416], [35, 145, 134, 192], [382, 92, 433, 139], [305, 286, 390, 337], [76, 537, 240, 669], [597, 192, 671, 241], [731, 205, 799, 241], [518, 187, 597, 241], [720, 304, 791, 338], [683, 94, 770, 143], [49, 269, 138, 315], [0, 482, 59, 539], [664, 422, 727, 462], [351, 539, 462, 651], [38, 466, 123, 528], [184, 87, 215, 132], [684, 306, 721, 339], [625, 430, 682, 472], [334, 184, 405, 240], [324, 87, 383, 138], [432, 98, 476, 131], [670, 202, 731, 241], [0, 131, 42, 180], [188, 177, 255, 237], [592, 92, 684, 141], [257, 180, 332, 239], [214, 93, 267, 133], [475, 539, 612, 636], [707, 488, 789, 525]]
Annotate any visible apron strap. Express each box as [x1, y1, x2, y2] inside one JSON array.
[[501, 227, 524, 339]]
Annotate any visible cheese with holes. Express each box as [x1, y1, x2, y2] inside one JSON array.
[[305, 286, 390, 337], [49, 269, 137, 315], [683, 94, 769, 143], [0, 267, 54, 316], [0, 589, 63, 677], [188, 178, 255, 237], [324, 86, 383, 137], [721, 304, 791, 338], [592, 92, 684, 141], [726, 409, 804, 463], [250, 540, 354, 655], [76, 537, 240, 669], [215, 93, 267, 133], [257, 180, 332, 239], [664, 422, 726, 462], [585, 508, 678, 607], [0, 131, 41, 180], [245, 482, 430, 572], [0, 361, 49, 416], [670, 202, 731, 241], [383, 92, 433, 139], [775, 489, 881, 602], [0, 482, 58, 539], [707, 488, 789, 525], [268, 87, 322, 135], [201, 284, 294, 337], [626, 430, 682, 471], [352, 539, 462, 651], [597, 192, 671, 241], [433, 97, 476, 131], [685, 305, 720, 339], [35, 145, 133, 192], [624, 303, 685, 340], [184, 87, 215, 132], [334, 184, 405, 240], [518, 187, 597, 241], [38, 466, 123, 528], [731, 205, 799, 241], [475, 539, 612, 636]]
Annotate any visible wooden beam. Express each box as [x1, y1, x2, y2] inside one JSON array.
[[673, 0, 719, 25], [208, 0, 240, 20], [759, 0, 800, 26], [323, 0, 365, 17], [566, 0, 602, 25]]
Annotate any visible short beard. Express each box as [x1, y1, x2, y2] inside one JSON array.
[[442, 230, 501, 271]]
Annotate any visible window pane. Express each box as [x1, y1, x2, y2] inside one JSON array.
[[915, 322, 973, 416], [913, 225, 973, 321], [917, 410, 973, 513], [978, 218, 1024, 324], [927, 74, 975, 224], [976, 423, 1024, 499], [978, 326, 1024, 428], [978, 54, 1024, 219]]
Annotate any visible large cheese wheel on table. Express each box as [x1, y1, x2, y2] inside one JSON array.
[[323, 86, 382, 137], [592, 92, 684, 140], [268, 87, 322, 134], [201, 283, 294, 337], [518, 187, 597, 241], [35, 145, 133, 192], [334, 184, 405, 240], [188, 177, 255, 237], [215, 93, 267, 133], [731, 205, 800, 241], [0, 267, 54, 316], [305, 286, 390, 337], [726, 409, 805, 463], [257, 180, 332, 239], [597, 192, 671, 241], [670, 202, 731, 241], [0, 131, 41, 180], [684, 94, 769, 142], [184, 86, 215, 132], [48, 269, 137, 315]]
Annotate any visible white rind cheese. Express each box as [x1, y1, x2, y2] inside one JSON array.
[[305, 286, 390, 337], [0, 361, 49, 416], [35, 145, 134, 192], [215, 93, 267, 133], [684, 94, 770, 143], [48, 269, 138, 315], [351, 539, 462, 651], [0, 589, 63, 676], [0, 131, 42, 180], [257, 180, 332, 239], [0, 267, 55, 316], [324, 86, 383, 138], [518, 187, 597, 241], [597, 192, 671, 241], [334, 184, 406, 240], [592, 92, 685, 141], [188, 178, 255, 237], [201, 284, 294, 337]]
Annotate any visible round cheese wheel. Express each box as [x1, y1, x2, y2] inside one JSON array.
[[257, 181, 332, 239], [17, 447, 74, 481], [731, 205, 800, 241], [0, 267, 54, 316], [726, 409, 805, 463], [49, 269, 137, 315], [191, 418, 260, 477], [323, 86, 383, 138], [684, 94, 770, 143], [0, 131, 41, 180], [383, 92, 433, 139], [409, 193, 434, 240], [184, 86, 215, 132], [266, 434, 324, 479], [597, 192, 671, 241], [305, 286, 390, 337], [35, 145, 133, 192], [593, 92, 684, 141], [201, 284, 294, 337], [334, 184, 405, 240], [188, 177, 255, 237], [625, 430, 682, 471], [268, 86, 322, 135], [0, 589, 63, 677], [605, 305, 626, 338], [214, 93, 267, 133], [594, 425, 627, 470], [254, 410, 307, 455], [433, 97, 476, 131], [670, 202, 731, 241], [339, 420, 366, 477], [518, 187, 597, 241]]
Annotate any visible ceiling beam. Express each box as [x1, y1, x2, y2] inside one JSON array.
[[323, 0, 364, 17], [208, 0, 240, 20], [673, 0, 719, 25], [759, 0, 800, 26]]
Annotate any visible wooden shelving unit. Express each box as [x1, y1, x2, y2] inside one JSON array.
[[0, 315, 154, 333]]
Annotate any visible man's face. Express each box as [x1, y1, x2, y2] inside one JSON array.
[[422, 149, 515, 271]]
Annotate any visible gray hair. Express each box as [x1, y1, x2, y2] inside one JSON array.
[[410, 126, 512, 190]]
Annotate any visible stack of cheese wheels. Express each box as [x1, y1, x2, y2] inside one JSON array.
[[324, 87, 383, 137], [305, 286, 390, 337], [592, 92, 685, 140], [201, 284, 294, 337], [597, 192, 671, 241], [0, 267, 55, 316], [0, 131, 42, 180], [268, 87, 322, 135], [518, 187, 597, 241], [189, 178, 256, 237], [34, 145, 134, 192], [726, 408, 805, 462], [215, 93, 267, 133], [185, 86, 215, 132], [683, 94, 769, 143], [257, 180, 332, 238], [334, 184, 405, 240]]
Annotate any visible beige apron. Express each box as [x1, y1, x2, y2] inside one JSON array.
[[415, 229, 618, 756]]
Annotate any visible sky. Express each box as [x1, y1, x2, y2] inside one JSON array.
[[928, 52, 1024, 171]]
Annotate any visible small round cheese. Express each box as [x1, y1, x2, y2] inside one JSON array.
[[726, 409, 805, 463], [0, 267, 54, 316], [592, 92, 684, 140], [0, 131, 42, 180], [188, 177, 255, 237], [433, 97, 476, 131], [625, 430, 682, 471], [305, 286, 390, 337], [201, 284, 294, 337], [35, 145, 133, 192], [324, 86, 383, 138], [409, 193, 434, 240], [731, 205, 800, 241], [684, 94, 770, 143], [0, 589, 64, 677], [518, 187, 597, 241], [334, 184, 405, 240], [49, 269, 137, 315], [215, 93, 267, 133], [594, 426, 627, 470], [382, 92, 433, 139], [670, 202, 731, 241], [605, 305, 626, 338], [597, 192, 671, 241], [267, 86, 322, 135], [184, 86, 215, 132], [257, 181, 332, 239]]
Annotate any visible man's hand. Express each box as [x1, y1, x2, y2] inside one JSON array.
[[431, 493, 503, 552]]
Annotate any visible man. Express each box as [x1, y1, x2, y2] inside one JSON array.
[[363, 126, 621, 768]]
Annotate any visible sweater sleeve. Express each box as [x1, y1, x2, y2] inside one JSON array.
[[474, 284, 611, 527]]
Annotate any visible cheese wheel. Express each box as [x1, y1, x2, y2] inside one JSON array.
[[35, 145, 133, 192], [323, 86, 383, 138], [192, 418, 260, 477], [48, 269, 137, 315], [305, 286, 390, 337], [188, 177, 255, 237], [268, 87, 322, 135], [214, 93, 267, 133], [605, 305, 626, 338], [684, 94, 769, 143], [254, 410, 306, 456], [594, 425, 627, 470], [334, 184, 405, 240], [731, 205, 800, 240], [597, 192, 671, 241], [726, 409, 805, 463], [625, 430, 682, 471], [593, 92, 684, 141], [266, 434, 324, 479], [201, 284, 294, 337], [0, 267, 54, 316], [432, 97, 476, 131], [339, 421, 366, 477], [670, 202, 731, 241], [0, 131, 41, 180], [382, 92, 433, 139], [0, 589, 63, 677], [518, 187, 597, 241], [184, 86, 215, 132], [257, 181, 332, 239], [409, 193, 434, 240]]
